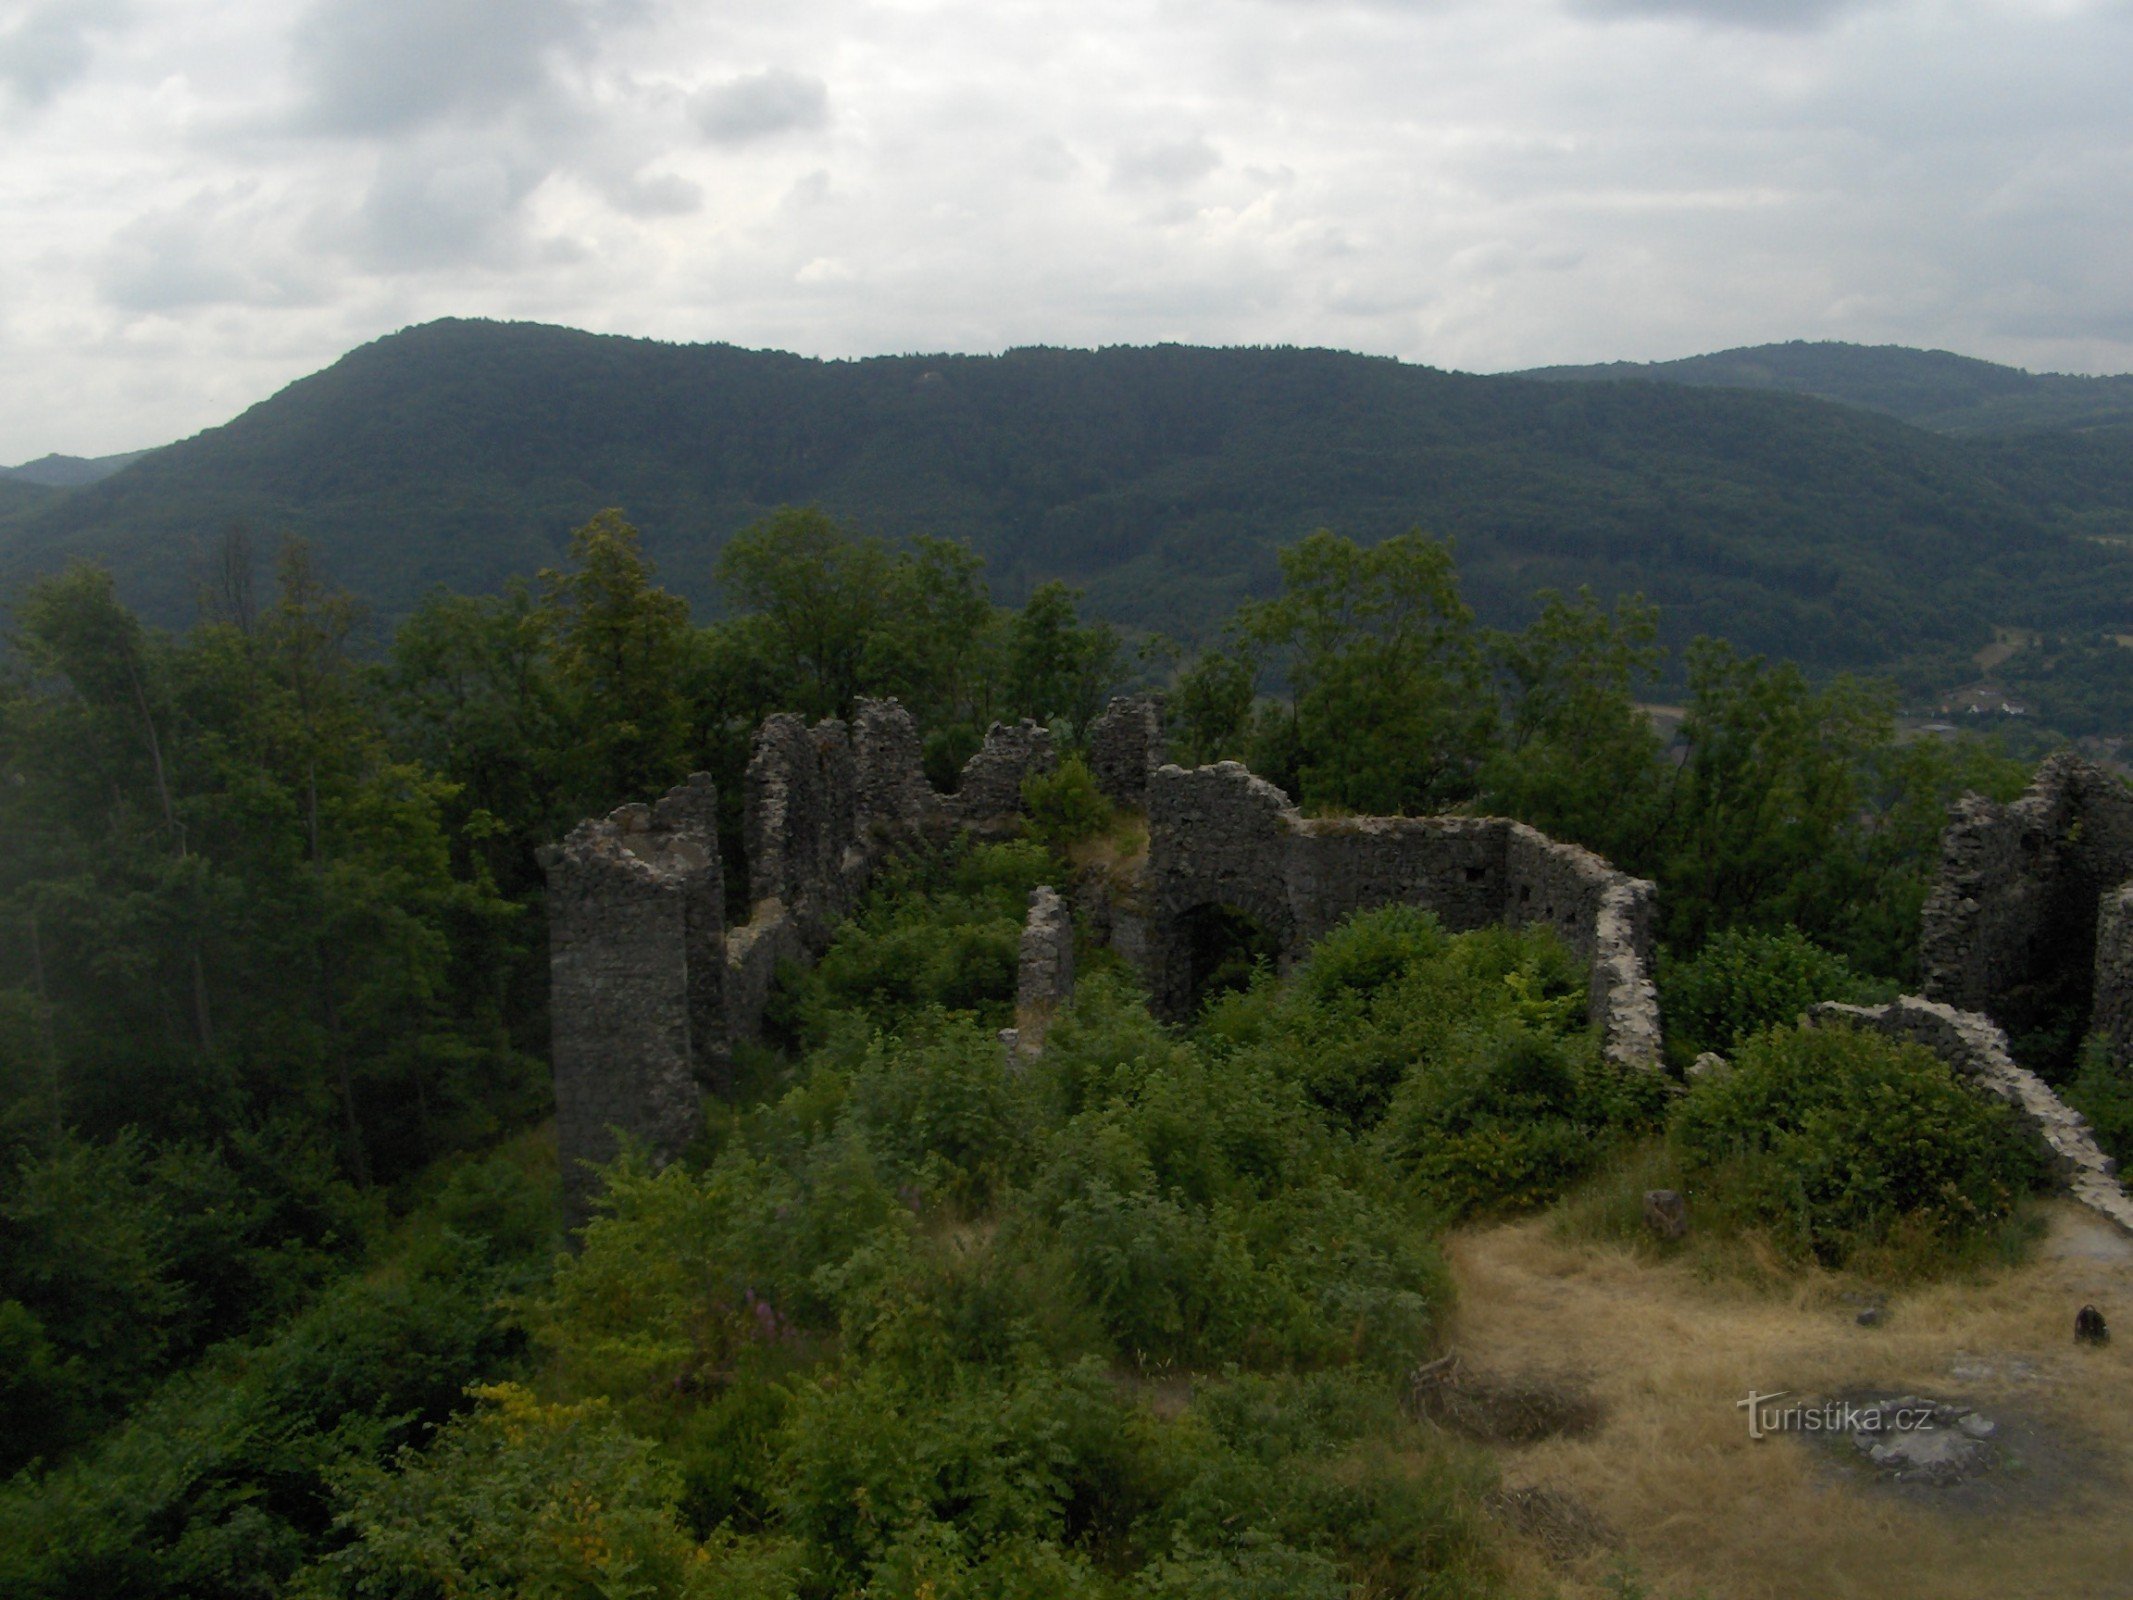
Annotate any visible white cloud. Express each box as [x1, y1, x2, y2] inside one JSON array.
[[2, 0, 2133, 460]]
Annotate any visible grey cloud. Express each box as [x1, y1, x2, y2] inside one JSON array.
[[0, 0, 126, 110], [290, 0, 608, 135], [331, 147, 545, 272], [1111, 137, 1221, 189], [97, 193, 324, 312], [1570, 0, 1871, 31], [691, 68, 828, 144], [610, 170, 703, 217]]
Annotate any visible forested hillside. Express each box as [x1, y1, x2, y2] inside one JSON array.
[[1522, 341, 2133, 436], [7, 321, 2133, 707], [9, 504, 2124, 1596]]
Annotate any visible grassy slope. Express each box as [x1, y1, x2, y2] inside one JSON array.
[[1449, 1203, 2133, 1598], [3, 322, 2133, 692]]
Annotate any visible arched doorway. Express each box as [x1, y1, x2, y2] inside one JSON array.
[[1175, 902, 1282, 1017]]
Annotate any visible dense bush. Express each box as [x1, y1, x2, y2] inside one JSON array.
[[1380, 1024, 1671, 1218], [1671, 1024, 2044, 1267], [778, 840, 1055, 1045], [1021, 754, 1116, 852], [1659, 927, 1884, 1064], [447, 899, 1530, 1599], [0, 1142, 558, 1600], [1200, 907, 1663, 1214], [2066, 1035, 2133, 1169]]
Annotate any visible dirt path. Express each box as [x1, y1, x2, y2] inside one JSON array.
[[1445, 1204, 2133, 1599]]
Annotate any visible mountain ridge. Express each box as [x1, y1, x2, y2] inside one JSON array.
[[4, 319, 2132, 705], [1518, 340, 2133, 435]]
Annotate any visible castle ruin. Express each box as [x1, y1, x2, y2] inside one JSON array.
[[1920, 751, 2133, 1064], [546, 701, 2133, 1238], [542, 693, 1662, 1225]]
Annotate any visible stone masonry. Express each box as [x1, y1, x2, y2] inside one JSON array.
[[1920, 752, 2133, 1050], [541, 775, 724, 1229], [951, 718, 1057, 829], [548, 719, 1673, 1228], [1139, 762, 1664, 1066], [1012, 884, 1076, 1058], [546, 702, 1075, 1227], [1085, 694, 1167, 809], [1809, 997, 2133, 1235]]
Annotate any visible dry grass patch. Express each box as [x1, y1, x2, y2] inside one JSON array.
[[1446, 1202, 2133, 1600]]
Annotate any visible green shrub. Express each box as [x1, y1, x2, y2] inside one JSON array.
[[1660, 927, 1883, 1064], [1201, 907, 1589, 1130], [1378, 1025, 1670, 1218], [2065, 1033, 2133, 1169], [782, 840, 1053, 1044], [304, 1384, 720, 1600], [1671, 1023, 2045, 1267], [1022, 755, 1116, 851], [848, 1014, 1028, 1209]]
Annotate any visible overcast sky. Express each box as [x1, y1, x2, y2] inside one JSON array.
[[3, 0, 2130, 462]]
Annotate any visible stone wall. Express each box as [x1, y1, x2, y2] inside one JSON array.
[[541, 775, 724, 1230], [952, 719, 1057, 829], [1005, 884, 1076, 1062], [1085, 695, 1166, 809], [1920, 753, 2133, 1044], [549, 718, 1674, 1229], [1140, 762, 1663, 1066], [1809, 997, 2133, 1235], [2094, 884, 2133, 1066]]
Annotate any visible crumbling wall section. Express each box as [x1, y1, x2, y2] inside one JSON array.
[[1005, 885, 1076, 1063], [1144, 762, 1297, 1014], [1287, 816, 1509, 945], [1809, 997, 2133, 1235], [1142, 763, 1661, 1065], [745, 714, 824, 912], [953, 719, 1057, 829], [853, 696, 938, 838], [2093, 884, 2133, 1066], [1086, 695, 1167, 809], [1920, 754, 2133, 1040], [542, 776, 724, 1230]]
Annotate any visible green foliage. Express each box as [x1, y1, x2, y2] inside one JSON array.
[[0, 1142, 558, 1600], [496, 876, 1533, 1599], [1194, 910, 1661, 1217], [306, 1383, 757, 1600], [1659, 927, 1884, 1065], [1007, 581, 1123, 732], [1671, 1024, 2045, 1267], [18, 322, 2133, 749], [2065, 1034, 2133, 1170], [1479, 588, 1667, 868], [1021, 754, 1115, 851], [780, 840, 1054, 1044], [538, 508, 697, 806], [1168, 649, 1255, 767], [1242, 530, 1494, 815], [1380, 1026, 1671, 1219]]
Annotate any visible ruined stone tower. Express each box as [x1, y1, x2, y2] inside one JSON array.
[[542, 774, 725, 1230]]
